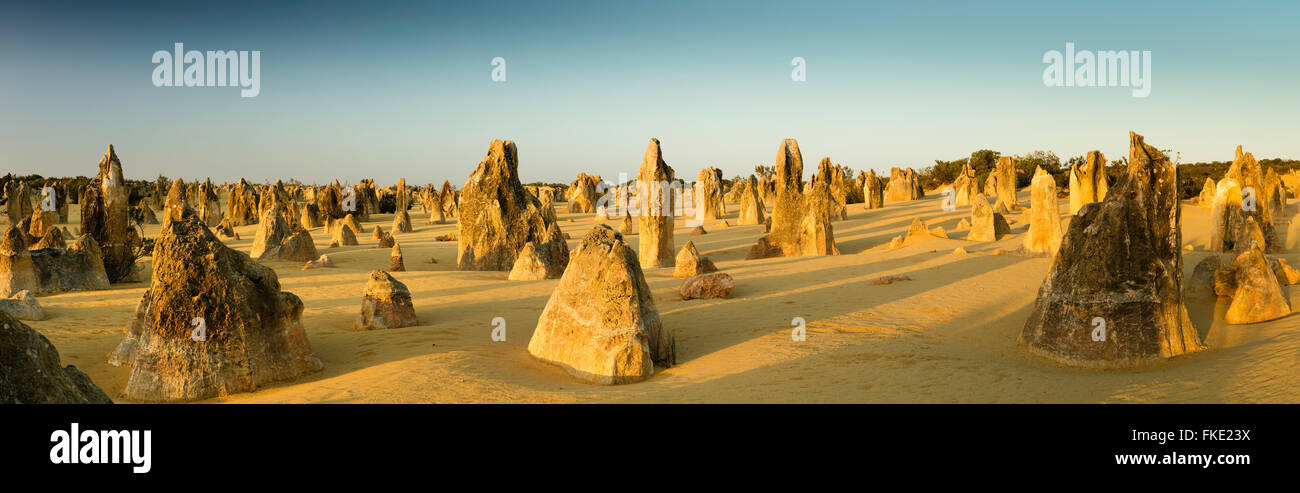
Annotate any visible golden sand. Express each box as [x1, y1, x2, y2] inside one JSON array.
[[13, 189, 1298, 403]]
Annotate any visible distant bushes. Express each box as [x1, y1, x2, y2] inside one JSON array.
[[919, 150, 1300, 201]]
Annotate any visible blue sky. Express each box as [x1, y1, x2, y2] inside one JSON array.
[[2, 0, 1298, 185]]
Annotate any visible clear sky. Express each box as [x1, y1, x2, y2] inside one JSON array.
[[2, 0, 1297, 185]]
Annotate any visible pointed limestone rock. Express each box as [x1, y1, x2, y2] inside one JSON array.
[[1019, 132, 1203, 368], [108, 201, 322, 401], [1209, 146, 1280, 253], [1, 310, 112, 403], [1196, 178, 1216, 209], [0, 226, 39, 297], [953, 163, 975, 207], [457, 140, 568, 274], [355, 269, 417, 330], [636, 138, 677, 268], [1024, 167, 1062, 254], [388, 243, 405, 272], [747, 139, 839, 258], [673, 240, 717, 278], [527, 225, 673, 384], [508, 242, 549, 280], [330, 222, 358, 247], [694, 167, 724, 222], [738, 176, 766, 225], [1221, 243, 1291, 324], [863, 169, 885, 209], [1069, 150, 1109, 215], [80, 145, 137, 282]]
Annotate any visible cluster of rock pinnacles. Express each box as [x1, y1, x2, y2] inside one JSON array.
[[2, 130, 1295, 401]]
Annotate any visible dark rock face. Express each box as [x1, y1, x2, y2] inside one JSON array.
[[457, 140, 568, 274], [526, 225, 672, 384], [29, 235, 112, 294], [0, 310, 113, 404], [80, 145, 137, 282], [1019, 132, 1204, 368], [108, 202, 322, 402]]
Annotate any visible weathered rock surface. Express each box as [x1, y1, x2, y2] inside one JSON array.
[[1272, 258, 1300, 285], [1216, 243, 1292, 324], [680, 273, 735, 300], [355, 269, 417, 330], [952, 162, 976, 207], [746, 139, 839, 259], [29, 234, 112, 294], [984, 173, 999, 199], [0, 290, 42, 320], [1209, 146, 1280, 253], [863, 169, 885, 209], [458, 140, 568, 275], [993, 156, 1019, 210], [694, 167, 724, 222], [673, 241, 717, 278], [508, 242, 549, 280], [329, 222, 358, 247], [814, 158, 850, 220], [1023, 167, 1062, 254], [636, 138, 677, 268], [1196, 178, 1216, 209], [967, 192, 1003, 243], [1069, 150, 1109, 215], [388, 243, 405, 272], [884, 167, 922, 202], [251, 204, 318, 262], [227, 178, 260, 226], [80, 145, 137, 282], [738, 176, 766, 225], [889, 217, 948, 248], [1019, 132, 1203, 368], [108, 202, 322, 402], [1, 226, 40, 297], [568, 173, 599, 214], [1, 310, 112, 403], [527, 225, 673, 384]]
